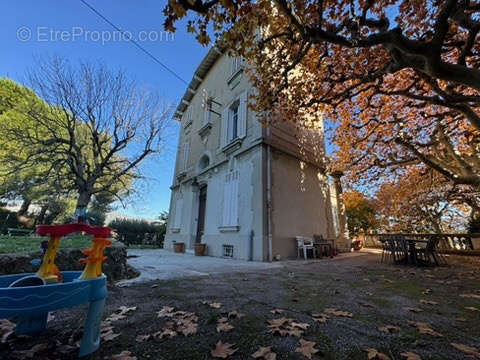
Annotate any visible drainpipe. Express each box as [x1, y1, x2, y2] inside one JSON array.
[[249, 230, 254, 261], [266, 128, 273, 262]]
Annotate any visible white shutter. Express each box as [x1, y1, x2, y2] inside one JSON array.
[[182, 142, 190, 171], [174, 198, 183, 229], [223, 173, 231, 225], [220, 106, 229, 148], [203, 106, 210, 125], [238, 91, 247, 139], [230, 171, 239, 225]]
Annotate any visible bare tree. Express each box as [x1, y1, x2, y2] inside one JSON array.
[[3, 57, 172, 218]]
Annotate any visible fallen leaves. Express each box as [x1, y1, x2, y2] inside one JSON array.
[[270, 308, 284, 314], [359, 301, 375, 308], [450, 343, 480, 358], [422, 289, 432, 295], [364, 348, 391, 360], [202, 301, 222, 309], [252, 346, 277, 360], [295, 339, 319, 359], [400, 352, 422, 360], [419, 300, 438, 306], [465, 306, 480, 312], [138, 306, 198, 341], [378, 325, 401, 334], [216, 317, 234, 333], [408, 321, 443, 337], [111, 350, 137, 360], [460, 293, 480, 299], [311, 312, 328, 323], [323, 308, 353, 318], [211, 341, 237, 358], [403, 307, 423, 313], [267, 317, 309, 337], [105, 305, 137, 322]]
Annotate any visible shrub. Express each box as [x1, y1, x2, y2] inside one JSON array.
[[108, 218, 165, 247], [0, 207, 21, 234]]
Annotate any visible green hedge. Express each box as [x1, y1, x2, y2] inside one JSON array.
[[108, 218, 165, 247]]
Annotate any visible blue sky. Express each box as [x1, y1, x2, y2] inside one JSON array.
[[1, 0, 209, 218]]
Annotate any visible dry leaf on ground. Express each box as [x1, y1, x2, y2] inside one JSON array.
[[111, 350, 137, 360], [419, 300, 438, 305], [460, 294, 480, 299], [422, 289, 432, 295], [408, 321, 443, 337], [295, 339, 319, 359], [157, 306, 175, 318], [252, 346, 277, 359], [135, 334, 151, 342], [378, 325, 401, 334], [216, 321, 234, 333], [400, 351, 422, 360], [323, 308, 353, 317], [451, 343, 480, 358], [270, 309, 284, 314], [311, 313, 328, 323], [211, 341, 237, 358], [364, 348, 391, 360], [359, 301, 375, 308], [118, 306, 137, 315], [465, 306, 480, 312], [403, 307, 423, 313]]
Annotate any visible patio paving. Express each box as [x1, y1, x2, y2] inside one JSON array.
[[117, 249, 283, 285]]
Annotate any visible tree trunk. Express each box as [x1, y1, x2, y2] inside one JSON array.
[[17, 199, 31, 216], [75, 191, 92, 223], [36, 204, 49, 225]]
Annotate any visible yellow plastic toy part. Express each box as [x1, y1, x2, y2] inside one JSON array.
[[79, 237, 112, 280], [36, 236, 62, 283]]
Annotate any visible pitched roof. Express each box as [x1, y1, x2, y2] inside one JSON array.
[[173, 44, 226, 120]]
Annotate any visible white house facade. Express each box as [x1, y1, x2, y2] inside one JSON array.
[[164, 46, 349, 261]]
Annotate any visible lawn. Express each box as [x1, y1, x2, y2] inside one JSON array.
[[1, 253, 480, 359], [0, 235, 92, 254]]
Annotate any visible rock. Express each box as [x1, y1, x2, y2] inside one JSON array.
[[0, 241, 137, 282]]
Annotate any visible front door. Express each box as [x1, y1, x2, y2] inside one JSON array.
[[196, 186, 207, 243]]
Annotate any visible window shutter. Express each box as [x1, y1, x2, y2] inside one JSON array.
[[238, 91, 247, 139], [230, 171, 239, 225], [203, 106, 210, 126], [221, 106, 229, 148], [182, 142, 189, 171], [174, 198, 183, 229], [223, 173, 231, 225]]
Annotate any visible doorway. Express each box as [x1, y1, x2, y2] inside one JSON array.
[[196, 186, 207, 244]]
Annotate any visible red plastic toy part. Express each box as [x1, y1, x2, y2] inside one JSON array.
[[36, 223, 112, 238]]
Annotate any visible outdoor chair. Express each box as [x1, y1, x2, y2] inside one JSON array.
[[387, 235, 408, 264], [415, 236, 445, 266], [295, 236, 317, 260], [313, 234, 334, 258], [380, 236, 393, 263]]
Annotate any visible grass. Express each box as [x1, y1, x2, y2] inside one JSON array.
[[0, 234, 92, 254]]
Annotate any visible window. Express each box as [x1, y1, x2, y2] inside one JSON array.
[[220, 91, 248, 149], [228, 101, 239, 142], [222, 171, 239, 227], [223, 245, 234, 258]]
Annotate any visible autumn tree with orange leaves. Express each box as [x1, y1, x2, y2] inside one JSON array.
[[374, 169, 470, 233], [164, 0, 480, 195]]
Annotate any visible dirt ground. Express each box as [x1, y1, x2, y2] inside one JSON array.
[[1, 252, 480, 360]]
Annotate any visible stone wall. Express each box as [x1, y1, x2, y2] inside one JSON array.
[[0, 241, 138, 282]]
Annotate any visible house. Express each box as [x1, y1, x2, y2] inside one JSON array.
[[164, 46, 350, 261]]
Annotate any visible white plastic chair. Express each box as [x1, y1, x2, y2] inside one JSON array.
[[295, 236, 317, 260]]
